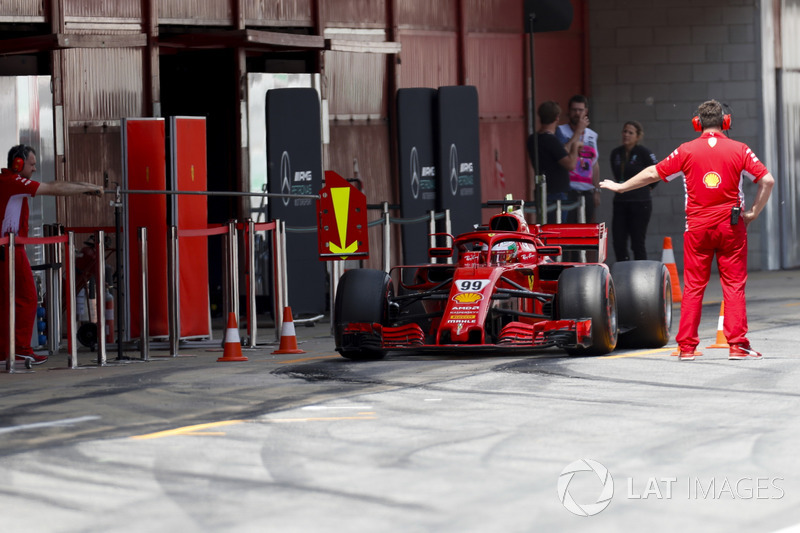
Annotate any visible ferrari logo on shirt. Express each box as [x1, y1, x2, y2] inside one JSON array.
[[703, 172, 722, 188]]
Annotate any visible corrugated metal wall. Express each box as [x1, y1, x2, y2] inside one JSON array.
[[0, 0, 41, 18], [62, 48, 143, 121], [779, 0, 800, 268], [397, 0, 456, 29], [324, 44, 393, 270], [397, 32, 459, 88], [245, 0, 312, 27], [0, 0, 588, 269], [158, 0, 231, 24], [326, 50, 387, 119], [325, 0, 385, 27], [62, 47, 144, 228], [158, 0, 313, 26], [327, 123, 398, 270], [467, 33, 525, 205], [64, 0, 141, 20], [466, 0, 523, 32]]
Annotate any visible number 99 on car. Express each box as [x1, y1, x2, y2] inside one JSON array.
[[457, 280, 489, 292]]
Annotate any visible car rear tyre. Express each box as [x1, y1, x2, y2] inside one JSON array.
[[334, 268, 392, 360], [611, 260, 672, 348], [558, 265, 618, 355]]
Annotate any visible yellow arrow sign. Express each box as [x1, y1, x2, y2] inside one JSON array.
[[329, 186, 358, 255]]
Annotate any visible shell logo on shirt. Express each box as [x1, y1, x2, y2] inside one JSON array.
[[703, 172, 722, 188]]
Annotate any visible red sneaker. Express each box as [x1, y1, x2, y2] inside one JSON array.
[[729, 344, 763, 360], [678, 347, 701, 361], [16, 353, 48, 365]]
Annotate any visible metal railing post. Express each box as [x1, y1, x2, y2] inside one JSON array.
[[329, 259, 343, 335], [221, 232, 229, 325], [444, 209, 452, 264], [556, 200, 562, 225], [246, 219, 257, 348], [44, 224, 62, 355], [578, 195, 587, 262], [272, 219, 284, 340], [280, 220, 288, 309], [66, 232, 78, 369], [578, 194, 587, 224], [538, 177, 548, 225], [95, 230, 107, 366], [167, 225, 179, 357], [382, 201, 390, 272], [227, 220, 239, 325], [4, 233, 15, 373], [428, 210, 436, 250], [138, 227, 150, 361]]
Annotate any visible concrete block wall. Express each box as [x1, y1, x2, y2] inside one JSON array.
[[587, 0, 767, 272]]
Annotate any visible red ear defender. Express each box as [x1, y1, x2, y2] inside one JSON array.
[[12, 156, 24, 173], [692, 114, 731, 131]]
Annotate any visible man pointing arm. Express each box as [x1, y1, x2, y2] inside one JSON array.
[[1, 144, 102, 366], [600, 100, 775, 361]]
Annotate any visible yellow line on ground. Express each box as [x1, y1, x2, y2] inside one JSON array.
[[264, 415, 377, 423], [601, 347, 677, 359], [130, 412, 376, 439], [130, 420, 244, 440], [277, 355, 340, 364]]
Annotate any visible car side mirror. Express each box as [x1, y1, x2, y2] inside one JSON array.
[[429, 247, 453, 258], [538, 246, 562, 257]]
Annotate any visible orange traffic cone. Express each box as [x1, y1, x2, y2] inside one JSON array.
[[706, 302, 729, 348], [662, 237, 682, 303], [272, 307, 306, 354], [218, 312, 248, 362]]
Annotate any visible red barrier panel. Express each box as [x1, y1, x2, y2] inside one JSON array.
[[172, 117, 210, 338], [123, 118, 168, 340]]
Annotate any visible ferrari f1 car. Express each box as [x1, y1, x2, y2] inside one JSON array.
[[334, 200, 672, 360]]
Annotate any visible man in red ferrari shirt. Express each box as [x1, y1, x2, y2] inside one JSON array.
[[599, 100, 775, 361], [2, 144, 103, 366]]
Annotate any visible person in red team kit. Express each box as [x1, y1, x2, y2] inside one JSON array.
[[1, 144, 103, 365], [600, 100, 775, 361]]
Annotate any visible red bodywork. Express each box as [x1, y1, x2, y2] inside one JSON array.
[[339, 210, 609, 354]]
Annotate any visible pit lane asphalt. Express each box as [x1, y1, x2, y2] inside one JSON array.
[[1, 269, 799, 533]]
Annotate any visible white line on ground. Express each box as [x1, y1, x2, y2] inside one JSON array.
[[0, 415, 101, 435], [769, 525, 800, 533], [301, 405, 373, 411]]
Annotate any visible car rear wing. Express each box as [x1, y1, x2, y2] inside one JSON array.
[[536, 223, 608, 262]]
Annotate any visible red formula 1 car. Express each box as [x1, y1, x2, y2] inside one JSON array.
[[334, 200, 672, 360]]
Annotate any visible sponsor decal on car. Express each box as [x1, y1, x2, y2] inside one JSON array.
[[453, 292, 483, 303], [455, 280, 490, 292], [447, 314, 476, 320], [450, 305, 480, 312]]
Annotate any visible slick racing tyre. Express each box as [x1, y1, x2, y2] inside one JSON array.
[[334, 268, 392, 360], [611, 260, 672, 348], [558, 265, 618, 355]]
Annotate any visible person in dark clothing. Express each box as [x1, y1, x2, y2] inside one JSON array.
[[609, 121, 659, 261], [527, 101, 580, 223]]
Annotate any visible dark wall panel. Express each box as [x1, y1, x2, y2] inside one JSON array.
[[266, 88, 325, 315]]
